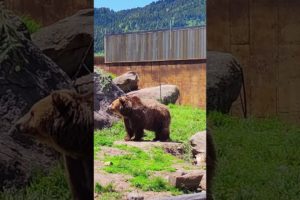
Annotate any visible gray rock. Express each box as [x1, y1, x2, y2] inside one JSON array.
[[74, 71, 125, 130], [0, 8, 72, 188], [127, 192, 144, 200], [93, 71, 124, 130], [32, 9, 93, 78], [190, 131, 206, 166], [127, 85, 180, 105], [169, 170, 205, 191], [200, 173, 206, 191], [113, 71, 139, 93], [74, 73, 93, 94], [207, 51, 243, 113]]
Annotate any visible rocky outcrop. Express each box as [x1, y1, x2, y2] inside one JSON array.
[[113, 71, 139, 93], [190, 131, 206, 166], [207, 51, 243, 113], [94, 71, 124, 130], [32, 9, 93, 78], [127, 85, 180, 105], [0, 8, 72, 189]]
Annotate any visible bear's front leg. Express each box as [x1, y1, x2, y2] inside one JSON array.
[[133, 128, 144, 141], [124, 118, 134, 141]]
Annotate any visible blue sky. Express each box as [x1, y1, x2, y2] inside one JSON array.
[[94, 0, 158, 11]]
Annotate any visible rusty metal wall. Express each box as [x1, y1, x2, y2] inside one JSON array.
[[4, 0, 92, 25], [208, 0, 300, 123], [105, 26, 206, 63], [97, 62, 206, 109]]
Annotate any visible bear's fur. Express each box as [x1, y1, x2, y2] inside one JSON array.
[[15, 89, 93, 200], [207, 129, 216, 200], [108, 95, 171, 141]]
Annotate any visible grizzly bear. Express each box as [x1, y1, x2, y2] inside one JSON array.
[[108, 95, 171, 141], [15, 89, 93, 200]]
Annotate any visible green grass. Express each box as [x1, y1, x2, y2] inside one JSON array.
[[209, 112, 300, 200], [103, 145, 181, 194], [130, 176, 180, 194], [94, 104, 206, 153], [95, 182, 115, 193], [94, 104, 205, 194], [95, 183, 121, 200], [0, 164, 70, 200], [94, 68, 117, 79], [21, 15, 41, 34], [103, 145, 177, 174], [94, 51, 105, 57]]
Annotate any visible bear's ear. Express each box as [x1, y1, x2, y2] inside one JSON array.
[[52, 91, 72, 112], [119, 96, 132, 108], [119, 96, 126, 105]]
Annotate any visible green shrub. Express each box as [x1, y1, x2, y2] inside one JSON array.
[[21, 15, 41, 34]]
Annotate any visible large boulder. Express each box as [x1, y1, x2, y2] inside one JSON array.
[[113, 71, 139, 93], [32, 9, 93, 78], [0, 8, 72, 189], [207, 51, 243, 113], [93, 70, 124, 130], [127, 85, 180, 105]]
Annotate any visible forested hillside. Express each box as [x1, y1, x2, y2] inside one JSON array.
[[94, 0, 206, 53]]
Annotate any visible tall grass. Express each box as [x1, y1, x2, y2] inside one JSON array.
[[0, 164, 70, 200], [209, 112, 300, 200]]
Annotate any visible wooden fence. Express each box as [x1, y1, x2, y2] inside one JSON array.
[[104, 26, 206, 63]]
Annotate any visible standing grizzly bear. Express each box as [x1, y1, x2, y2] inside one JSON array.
[[15, 89, 93, 200], [108, 95, 171, 141]]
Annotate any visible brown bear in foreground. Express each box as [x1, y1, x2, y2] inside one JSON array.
[[108, 95, 171, 141], [207, 129, 217, 200], [15, 89, 93, 200]]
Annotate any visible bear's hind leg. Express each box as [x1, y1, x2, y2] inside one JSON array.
[[155, 128, 170, 142]]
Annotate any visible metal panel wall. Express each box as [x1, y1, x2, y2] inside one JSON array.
[[105, 26, 206, 63]]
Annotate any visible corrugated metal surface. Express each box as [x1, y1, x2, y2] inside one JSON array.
[[105, 26, 206, 63]]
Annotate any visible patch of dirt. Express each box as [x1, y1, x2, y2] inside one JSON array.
[[114, 141, 185, 157], [94, 143, 206, 200]]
